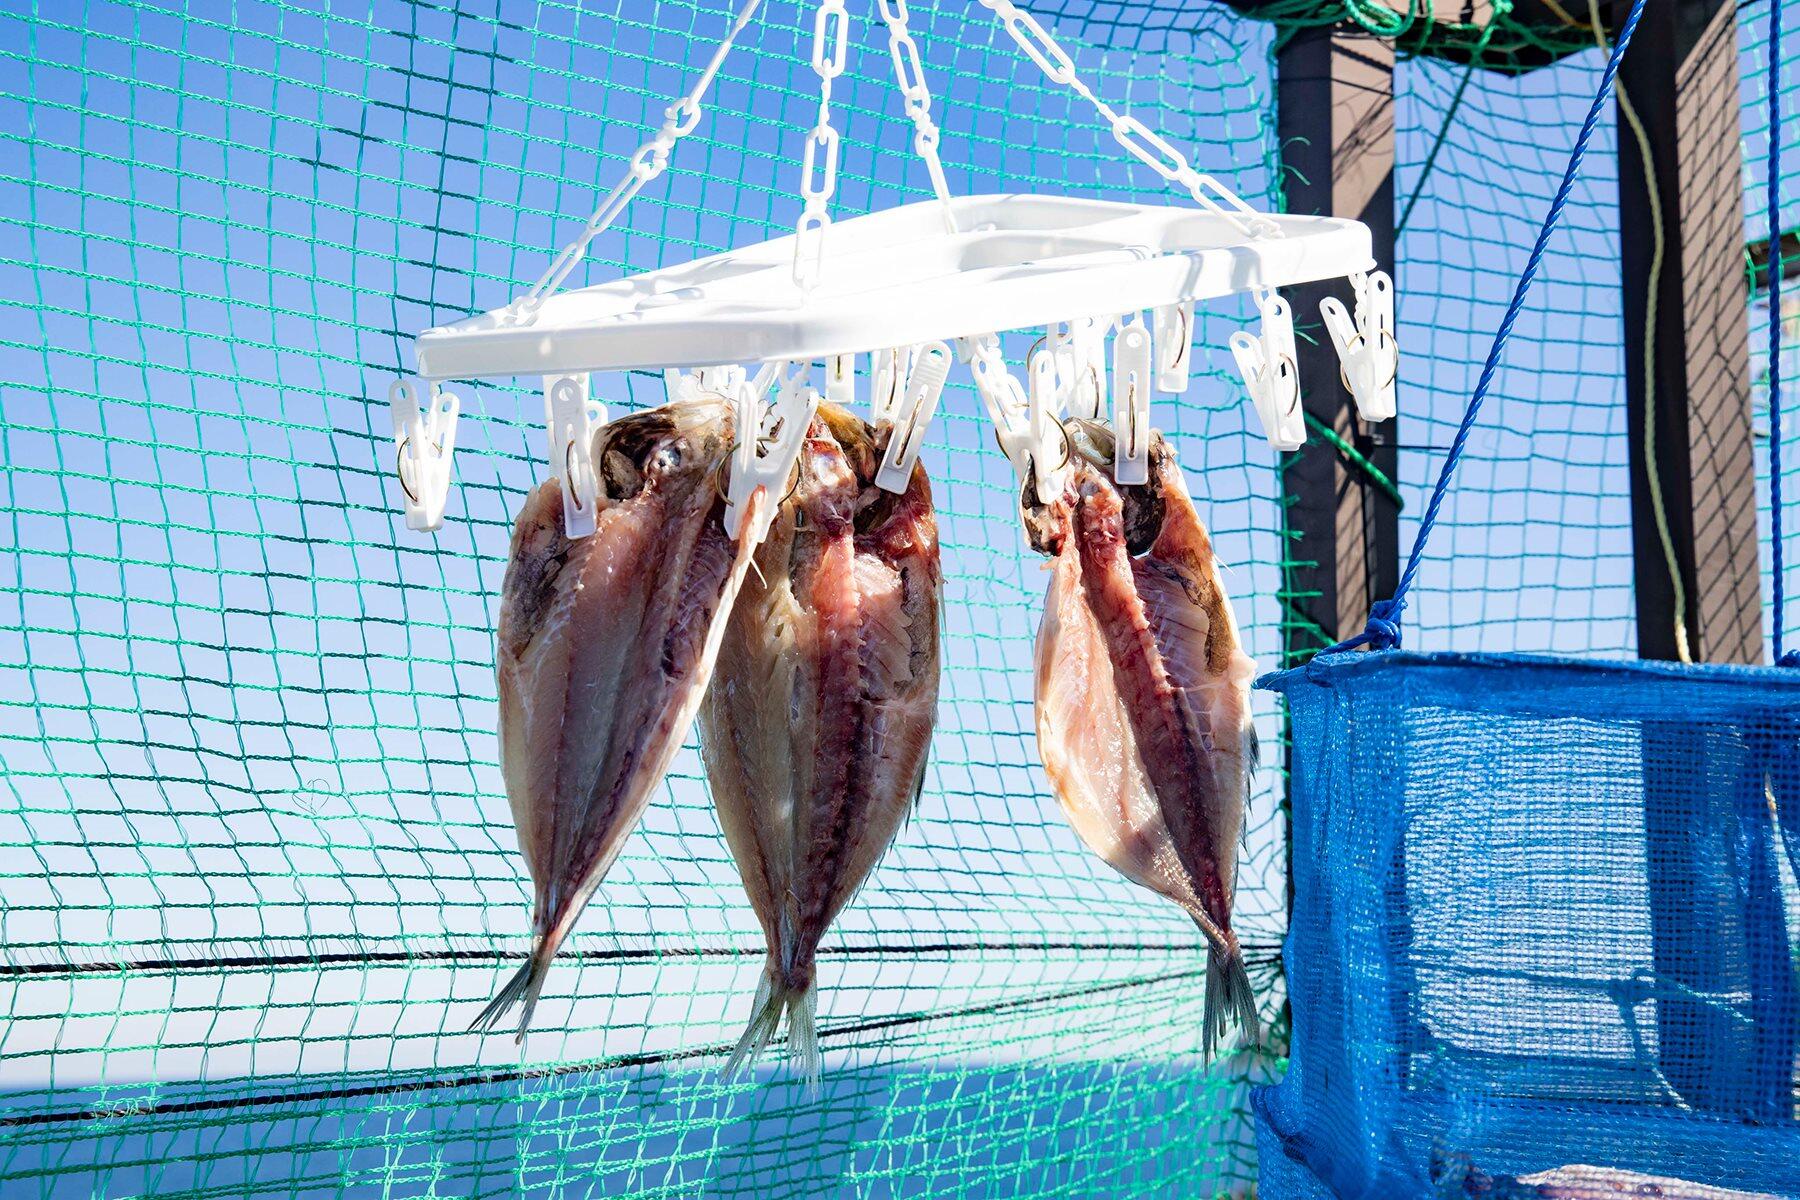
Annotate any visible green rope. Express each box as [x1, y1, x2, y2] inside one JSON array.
[[1302, 411, 1406, 510], [1395, 0, 1512, 236]]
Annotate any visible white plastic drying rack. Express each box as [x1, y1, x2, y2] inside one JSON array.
[[387, 0, 1397, 541]]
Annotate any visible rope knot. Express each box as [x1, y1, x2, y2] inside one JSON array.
[[1362, 599, 1404, 651], [1779, 650, 1800, 670]]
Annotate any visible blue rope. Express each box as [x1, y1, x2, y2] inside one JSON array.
[[1330, 0, 1649, 654], [1770, 0, 1795, 667]]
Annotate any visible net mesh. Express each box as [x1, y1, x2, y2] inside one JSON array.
[[0, 2, 1290, 1195], [1747, 0, 1800, 657], [1390, 38, 1636, 659], [1259, 651, 1800, 1198], [4, 0, 1796, 1194]]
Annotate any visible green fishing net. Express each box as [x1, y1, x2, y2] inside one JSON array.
[[0, 3, 1285, 1195], [1, 1, 1791, 1196]]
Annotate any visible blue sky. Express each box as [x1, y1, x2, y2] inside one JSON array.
[[0, 2, 1794, 1193]]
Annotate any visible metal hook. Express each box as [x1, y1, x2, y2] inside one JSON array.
[[395, 437, 419, 505]]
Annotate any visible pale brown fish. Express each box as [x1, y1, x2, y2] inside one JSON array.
[[699, 401, 940, 1080], [1432, 1153, 1781, 1199], [475, 394, 766, 1040], [1024, 419, 1259, 1054]]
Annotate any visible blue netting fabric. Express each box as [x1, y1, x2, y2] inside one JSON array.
[[1256, 652, 1800, 1199]]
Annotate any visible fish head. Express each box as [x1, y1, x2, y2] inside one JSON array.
[[1018, 461, 1073, 557], [593, 393, 734, 503], [1026, 419, 1166, 557], [817, 401, 881, 483], [791, 405, 861, 534]]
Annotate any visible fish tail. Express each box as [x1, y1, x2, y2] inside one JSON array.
[[469, 940, 554, 1043], [785, 985, 821, 1091], [1202, 939, 1260, 1058], [724, 966, 821, 1091]]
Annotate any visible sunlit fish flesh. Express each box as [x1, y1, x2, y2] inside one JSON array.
[[1023, 419, 1259, 1054], [699, 402, 941, 1080], [476, 395, 766, 1040]]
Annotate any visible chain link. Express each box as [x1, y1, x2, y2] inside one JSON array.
[[792, 0, 849, 293], [976, 0, 1278, 239], [509, 0, 767, 323], [875, 0, 958, 232]]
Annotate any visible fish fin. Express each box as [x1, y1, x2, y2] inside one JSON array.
[[1202, 942, 1261, 1059], [469, 945, 553, 1043], [724, 970, 821, 1093], [724, 970, 782, 1080], [785, 985, 821, 1093]]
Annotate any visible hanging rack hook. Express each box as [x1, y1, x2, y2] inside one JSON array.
[[389, 378, 460, 532], [544, 373, 605, 538], [1230, 288, 1304, 452], [1321, 270, 1398, 422]]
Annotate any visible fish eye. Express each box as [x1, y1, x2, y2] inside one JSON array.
[[651, 442, 684, 473]]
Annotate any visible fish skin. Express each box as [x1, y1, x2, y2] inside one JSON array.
[[476, 395, 765, 1040], [1028, 423, 1259, 1054], [700, 402, 940, 1082]]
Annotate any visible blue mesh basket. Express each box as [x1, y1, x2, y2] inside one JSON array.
[[1255, 651, 1800, 1199]]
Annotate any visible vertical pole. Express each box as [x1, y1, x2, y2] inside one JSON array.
[[1616, 0, 1789, 1118], [1618, 0, 1760, 665], [1275, 23, 1404, 1058], [1277, 28, 1401, 668]]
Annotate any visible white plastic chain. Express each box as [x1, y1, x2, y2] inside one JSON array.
[[976, 0, 1278, 240], [874, 0, 958, 233], [507, 0, 767, 324], [792, 0, 850, 292]]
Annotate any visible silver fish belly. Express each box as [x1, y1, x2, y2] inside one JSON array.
[[477, 395, 765, 1040], [700, 402, 941, 1081], [1027, 422, 1259, 1054]]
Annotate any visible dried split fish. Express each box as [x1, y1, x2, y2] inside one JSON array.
[[700, 402, 941, 1081], [476, 395, 765, 1040], [1024, 420, 1259, 1054]]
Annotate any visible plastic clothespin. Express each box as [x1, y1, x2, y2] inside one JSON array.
[[970, 332, 1058, 493], [876, 341, 950, 493], [1229, 289, 1304, 452], [1320, 270, 1397, 422], [1026, 341, 1069, 497], [1045, 322, 1077, 403], [664, 368, 699, 404], [827, 352, 856, 408], [970, 333, 1032, 479], [1067, 316, 1108, 422], [1153, 298, 1194, 394], [389, 378, 460, 532], [726, 362, 817, 545], [544, 373, 607, 538], [870, 345, 915, 426], [1112, 316, 1152, 485]]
